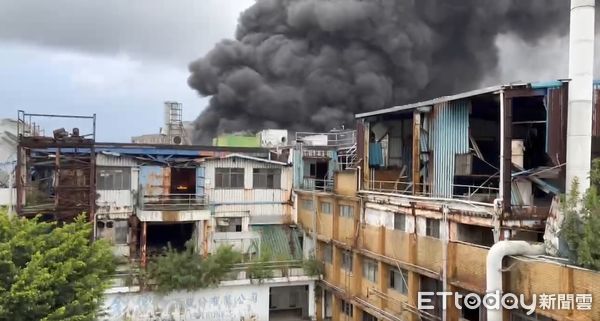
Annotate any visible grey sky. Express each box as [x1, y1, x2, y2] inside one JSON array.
[[0, 0, 596, 142], [0, 0, 253, 141]]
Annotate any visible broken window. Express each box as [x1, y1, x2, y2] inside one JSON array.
[[170, 167, 196, 194], [96, 220, 128, 244], [146, 222, 194, 254], [253, 168, 281, 189], [389, 267, 409, 295], [216, 217, 243, 232], [215, 168, 244, 189], [97, 167, 131, 190]]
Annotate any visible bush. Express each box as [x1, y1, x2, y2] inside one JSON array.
[[147, 243, 242, 292]]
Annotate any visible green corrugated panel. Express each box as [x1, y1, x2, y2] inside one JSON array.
[[252, 225, 296, 259]]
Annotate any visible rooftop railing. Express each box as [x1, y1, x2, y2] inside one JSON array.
[[140, 193, 209, 211]]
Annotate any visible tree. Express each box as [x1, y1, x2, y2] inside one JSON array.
[[0, 211, 115, 321], [560, 159, 600, 270]]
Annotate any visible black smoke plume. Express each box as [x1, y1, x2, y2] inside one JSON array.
[[188, 0, 570, 144]]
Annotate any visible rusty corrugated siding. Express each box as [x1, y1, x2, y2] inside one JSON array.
[[593, 85, 600, 137], [546, 87, 568, 166], [429, 99, 470, 198]]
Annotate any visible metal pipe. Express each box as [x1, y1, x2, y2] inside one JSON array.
[[566, 0, 595, 194], [486, 241, 545, 321]]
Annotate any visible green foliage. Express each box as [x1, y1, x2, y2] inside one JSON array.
[[147, 244, 242, 293], [0, 211, 115, 321], [560, 159, 600, 270], [302, 256, 323, 276], [247, 248, 274, 281]]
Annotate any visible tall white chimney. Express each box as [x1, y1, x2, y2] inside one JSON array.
[[566, 0, 595, 195]]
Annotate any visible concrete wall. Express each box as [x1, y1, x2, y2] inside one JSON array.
[[103, 281, 316, 321], [103, 285, 269, 321]]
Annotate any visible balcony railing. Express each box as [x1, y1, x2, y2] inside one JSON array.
[[140, 193, 209, 211], [299, 177, 334, 192], [364, 180, 432, 196], [295, 130, 356, 147], [451, 184, 499, 202]]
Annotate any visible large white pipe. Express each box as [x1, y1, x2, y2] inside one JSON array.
[[486, 241, 545, 321], [566, 0, 595, 195]]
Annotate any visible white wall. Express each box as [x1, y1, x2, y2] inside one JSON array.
[[0, 188, 15, 206], [102, 281, 315, 321]]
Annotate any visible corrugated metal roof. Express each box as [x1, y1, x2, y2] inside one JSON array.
[[204, 153, 289, 166], [356, 85, 503, 119], [252, 225, 301, 259]]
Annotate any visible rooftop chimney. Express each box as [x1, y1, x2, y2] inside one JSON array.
[[566, 0, 595, 195]]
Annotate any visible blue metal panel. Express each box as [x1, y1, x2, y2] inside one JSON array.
[[293, 149, 304, 187], [327, 150, 338, 179], [196, 167, 205, 197], [429, 100, 470, 198]]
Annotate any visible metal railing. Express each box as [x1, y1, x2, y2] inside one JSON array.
[[295, 130, 356, 147], [299, 177, 334, 192], [365, 180, 432, 196], [141, 193, 209, 210], [451, 184, 499, 202]]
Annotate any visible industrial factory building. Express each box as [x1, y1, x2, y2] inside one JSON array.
[[9, 76, 600, 321]]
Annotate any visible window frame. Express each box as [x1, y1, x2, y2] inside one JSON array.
[[389, 267, 409, 295], [97, 167, 131, 190], [302, 199, 314, 210], [215, 167, 245, 189], [394, 213, 406, 232], [252, 168, 281, 189], [339, 204, 354, 218], [323, 243, 333, 264], [342, 250, 353, 272], [340, 299, 353, 317], [321, 201, 332, 215], [426, 218, 440, 238], [362, 311, 378, 321], [362, 258, 378, 282]]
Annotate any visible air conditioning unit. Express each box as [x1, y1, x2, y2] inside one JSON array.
[[172, 135, 182, 145]]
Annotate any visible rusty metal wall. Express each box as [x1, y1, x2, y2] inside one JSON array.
[[139, 166, 171, 196], [429, 100, 470, 198], [546, 87, 568, 166]]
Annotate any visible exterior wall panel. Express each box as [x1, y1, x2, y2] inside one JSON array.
[[429, 100, 470, 198]]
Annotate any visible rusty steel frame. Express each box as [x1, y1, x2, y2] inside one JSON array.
[[15, 110, 97, 222]]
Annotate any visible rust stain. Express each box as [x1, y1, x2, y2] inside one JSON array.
[[162, 211, 180, 222]]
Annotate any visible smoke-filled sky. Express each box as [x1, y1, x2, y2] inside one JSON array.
[[188, 0, 600, 143], [0, 1, 598, 143]]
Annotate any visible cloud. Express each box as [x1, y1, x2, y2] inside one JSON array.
[[0, 0, 254, 65]]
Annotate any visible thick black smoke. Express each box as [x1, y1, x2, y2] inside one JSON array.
[[188, 0, 570, 144]]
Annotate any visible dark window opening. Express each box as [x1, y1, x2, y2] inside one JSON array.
[[170, 167, 196, 194], [216, 217, 243, 233], [456, 223, 494, 247], [146, 222, 194, 255]]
